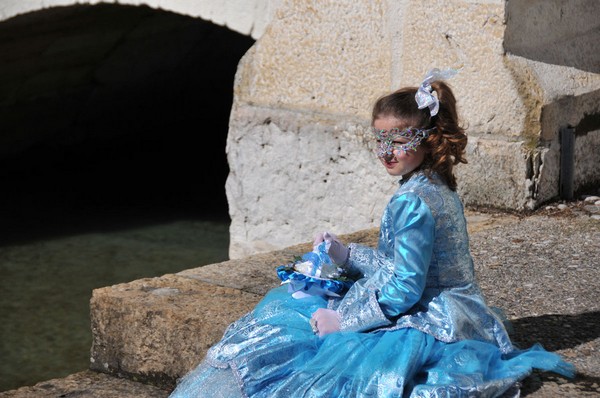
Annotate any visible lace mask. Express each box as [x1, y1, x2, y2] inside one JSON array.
[[372, 126, 435, 158]]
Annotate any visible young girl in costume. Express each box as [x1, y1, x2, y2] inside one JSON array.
[[170, 69, 573, 398]]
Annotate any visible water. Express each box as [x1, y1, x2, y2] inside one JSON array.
[[0, 218, 230, 391], [0, 129, 232, 391]]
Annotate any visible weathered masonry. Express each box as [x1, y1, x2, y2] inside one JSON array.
[[225, 0, 600, 258], [1, 0, 598, 259]]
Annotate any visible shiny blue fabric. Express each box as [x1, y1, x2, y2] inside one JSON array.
[[276, 266, 353, 296], [336, 173, 514, 352], [170, 172, 573, 398], [275, 241, 354, 296]]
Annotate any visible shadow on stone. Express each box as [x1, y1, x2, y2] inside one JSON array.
[[521, 372, 600, 397], [504, 0, 599, 73], [509, 311, 600, 396], [510, 311, 600, 351]]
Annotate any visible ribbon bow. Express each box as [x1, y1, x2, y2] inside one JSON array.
[[415, 68, 458, 116]]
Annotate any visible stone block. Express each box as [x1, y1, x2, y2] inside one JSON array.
[[456, 136, 531, 210], [0, 371, 169, 398], [504, 0, 600, 74], [235, 0, 391, 119], [90, 274, 262, 386], [398, 1, 524, 137], [180, 230, 377, 292], [538, 80, 600, 202], [226, 104, 396, 258], [89, 230, 377, 385], [178, 251, 295, 297], [226, 0, 600, 256]]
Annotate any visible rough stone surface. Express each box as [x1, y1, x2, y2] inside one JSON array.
[[226, 0, 600, 256], [90, 274, 262, 387], [456, 137, 532, 210], [234, 0, 390, 118], [88, 228, 380, 389], [0, 370, 169, 398], [399, 1, 522, 137], [470, 205, 600, 397], [537, 72, 600, 203], [225, 105, 397, 258], [5, 206, 599, 396], [504, 0, 600, 74], [179, 229, 379, 296]]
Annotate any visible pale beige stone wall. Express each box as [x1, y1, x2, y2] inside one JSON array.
[[226, 105, 395, 257], [235, 0, 390, 118], [227, 0, 398, 257], [227, 0, 600, 258], [504, 0, 600, 74]]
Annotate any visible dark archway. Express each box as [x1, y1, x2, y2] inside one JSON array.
[[0, 3, 255, 243], [0, 4, 254, 390]]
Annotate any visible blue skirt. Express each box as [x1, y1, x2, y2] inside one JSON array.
[[170, 286, 573, 398]]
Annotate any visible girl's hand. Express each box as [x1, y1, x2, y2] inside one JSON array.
[[311, 308, 341, 337], [312, 231, 350, 266]]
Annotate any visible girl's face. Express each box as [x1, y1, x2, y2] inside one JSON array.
[[373, 116, 427, 177]]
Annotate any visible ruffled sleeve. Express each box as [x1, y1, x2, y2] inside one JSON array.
[[336, 192, 435, 332]]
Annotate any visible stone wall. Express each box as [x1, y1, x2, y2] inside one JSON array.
[[226, 0, 600, 258], [504, 0, 599, 74]]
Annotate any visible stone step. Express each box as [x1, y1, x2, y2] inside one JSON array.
[[0, 213, 507, 395], [0, 370, 169, 398], [88, 229, 377, 389], [0, 212, 521, 396], [4, 211, 598, 396]]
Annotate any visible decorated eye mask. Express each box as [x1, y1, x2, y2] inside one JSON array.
[[372, 126, 435, 158]]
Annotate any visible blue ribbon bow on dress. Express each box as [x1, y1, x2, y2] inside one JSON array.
[[276, 242, 353, 299]]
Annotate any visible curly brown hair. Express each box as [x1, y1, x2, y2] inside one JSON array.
[[371, 81, 467, 190]]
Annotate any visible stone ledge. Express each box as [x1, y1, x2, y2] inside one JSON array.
[[178, 228, 379, 296], [0, 370, 169, 398], [90, 274, 262, 388], [7, 210, 597, 397], [88, 228, 379, 388], [86, 214, 505, 389]]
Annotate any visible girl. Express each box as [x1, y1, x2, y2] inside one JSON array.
[[170, 69, 572, 397]]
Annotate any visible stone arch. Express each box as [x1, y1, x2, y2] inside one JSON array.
[[0, 3, 255, 243], [0, 0, 278, 39]]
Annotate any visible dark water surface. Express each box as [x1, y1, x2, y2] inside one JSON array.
[[0, 127, 232, 391], [0, 135, 232, 391], [0, 217, 229, 392]]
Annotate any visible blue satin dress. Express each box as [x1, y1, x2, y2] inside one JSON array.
[[170, 172, 573, 398]]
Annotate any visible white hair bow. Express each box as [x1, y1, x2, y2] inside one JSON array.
[[415, 68, 458, 116]]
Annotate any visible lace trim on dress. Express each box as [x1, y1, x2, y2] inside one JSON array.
[[338, 289, 391, 332]]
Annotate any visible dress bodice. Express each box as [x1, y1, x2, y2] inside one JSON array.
[[378, 175, 474, 290], [331, 172, 514, 353]]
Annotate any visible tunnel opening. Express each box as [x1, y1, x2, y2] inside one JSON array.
[[0, 3, 254, 390], [0, 3, 255, 244]]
